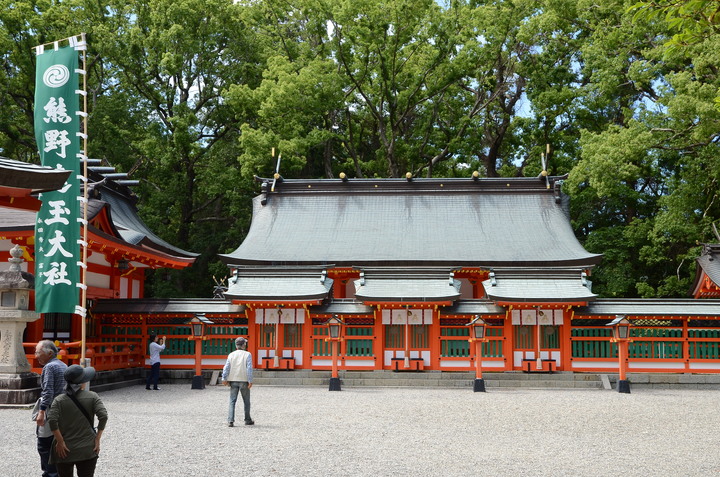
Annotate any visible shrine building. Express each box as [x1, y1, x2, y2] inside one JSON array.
[[208, 175, 720, 374], [5, 166, 720, 379]]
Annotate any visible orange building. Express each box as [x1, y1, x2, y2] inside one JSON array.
[[0, 159, 196, 344], [208, 176, 720, 375], [6, 169, 720, 380]]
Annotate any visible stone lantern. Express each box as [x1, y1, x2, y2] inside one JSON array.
[[0, 244, 42, 404]]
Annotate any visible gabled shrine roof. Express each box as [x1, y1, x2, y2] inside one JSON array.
[[353, 268, 462, 303], [690, 244, 720, 297], [97, 184, 197, 259], [220, 176, 602, 269], [0, 167, 197, 267], [225, 266, 333, 302], [0, 157, 70, 210], [482, 268, 597, 303]]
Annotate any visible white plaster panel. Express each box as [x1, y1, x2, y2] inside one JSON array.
[[511, 309, 521, 325], [407, 309, 423, 325], [86, 271, 110, 289], [312, 359, 333, 367], [130, 280, 139, 298], [554, 309, 564, 325], [255, 309, 263, 324], [296, 308, 305, 324], [294, 350, 303, 366], [538, 309, 553, 325], [119, 277, 128, 299], [482, 361, 505, 368], [423, 309, 433, 324], [148, 358, 195, 366], [202, 359, 227, 365], [391, 309, 406, 324], [571, 361, 616, 369], [689, 362, 720, 370], [630, 362, 684, 369], [382, 309, 391, 324], [87, 251, 110, 265], [521, 309, 536, 325], [264, 308, 279, 324], [344, 360, 375, 367], [421, 351, 430, 365], [279, 308, 295, 324], [441, 360, 470, 368]]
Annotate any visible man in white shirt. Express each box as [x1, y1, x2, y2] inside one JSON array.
[[221, 337, 254, 427]]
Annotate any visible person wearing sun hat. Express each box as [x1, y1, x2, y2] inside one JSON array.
[[47, 365, 108, 477]]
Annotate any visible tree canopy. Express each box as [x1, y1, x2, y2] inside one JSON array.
[[0, 0, 718, 298]]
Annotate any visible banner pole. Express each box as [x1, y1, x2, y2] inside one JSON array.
[[80, 33, 89, 365], [32, 35, 81, 52]]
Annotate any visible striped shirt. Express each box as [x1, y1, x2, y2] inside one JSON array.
[[40, 358, 67, 411]]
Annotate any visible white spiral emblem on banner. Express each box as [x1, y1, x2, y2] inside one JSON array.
[[43, 64, 70, 88]]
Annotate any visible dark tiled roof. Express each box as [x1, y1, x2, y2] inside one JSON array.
[[225, 267, 333, 301], [441, 300, 506, 316], [690, 244, 720, 295], [0, 157, 70, 192], [220, 177, 602, 268], [0, 168, 196, 262], [0, 208, 35, 230], [93, 298, 244, 314], [482, 268, 597, 302], [310, 300, 374, 315], [98, 187, 197, 258], [353, 269, 462, 302], [575, 298, 720, 317]]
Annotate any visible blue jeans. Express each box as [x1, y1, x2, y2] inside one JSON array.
[[228, 382, 251, 423], [37, 434, 58, 477], [146, 362, 160, 389]]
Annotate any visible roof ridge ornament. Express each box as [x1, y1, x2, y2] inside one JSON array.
[[271, 148, 283, 192], [540, 144, 550, 190]]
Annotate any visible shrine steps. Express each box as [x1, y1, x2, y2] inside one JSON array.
[[251, 370, 606, 390], [94, 369, 720, 393]]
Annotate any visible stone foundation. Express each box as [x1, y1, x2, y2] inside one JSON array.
[[0, 372, 40, 405]]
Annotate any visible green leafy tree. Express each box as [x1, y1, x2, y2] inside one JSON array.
[[88, 0, 264, 296]]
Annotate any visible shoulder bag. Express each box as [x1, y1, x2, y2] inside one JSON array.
[[67, 393, 97, 435]]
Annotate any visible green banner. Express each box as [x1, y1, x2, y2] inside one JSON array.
[[34, 42, 82, 314]]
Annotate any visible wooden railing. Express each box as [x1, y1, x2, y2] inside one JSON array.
[[25, 340, 144, 374], [571, 325, 720, 372]]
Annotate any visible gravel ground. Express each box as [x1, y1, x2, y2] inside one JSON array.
[[2, 384, 720, 476]]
